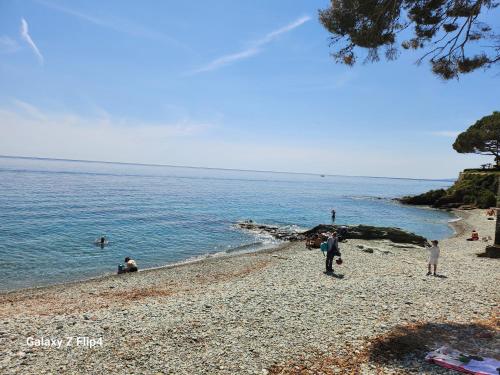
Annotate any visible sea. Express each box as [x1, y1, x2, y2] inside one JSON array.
[[0, 156, 455, 291]]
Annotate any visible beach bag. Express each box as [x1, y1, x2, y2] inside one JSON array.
[[332, 238, 341, 255], [320, 242, 328, 254]]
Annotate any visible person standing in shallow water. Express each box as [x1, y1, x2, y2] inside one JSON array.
[[326, 232, 339, 273]]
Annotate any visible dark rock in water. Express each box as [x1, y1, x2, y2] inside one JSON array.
[[236, 222, 428, 247], [236, 222, 307, 242]]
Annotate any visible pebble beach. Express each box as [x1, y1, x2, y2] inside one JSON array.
[[1, 209, 498, 374]]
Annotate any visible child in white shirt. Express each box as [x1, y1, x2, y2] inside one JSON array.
[[427, 240, 440, 276]]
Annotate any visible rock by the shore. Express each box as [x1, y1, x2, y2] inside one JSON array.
[[397, 170, 498, 209], [304, 224, 428, 246], [236, 222, 428, 247], [236, 222, 308, 241]]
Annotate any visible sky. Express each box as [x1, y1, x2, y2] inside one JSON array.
[[0, 0, 499, 179]]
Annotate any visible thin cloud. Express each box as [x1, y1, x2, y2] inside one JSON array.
[[288, 71, 357, 92], [3, 99, 213, 138], [20, 19, 44, 64], [430, 131, 461, 138], [12, 99, 47, 121], [256, 16, 311, 45], [36, 0, 191, 52], [192, 48, 261, 74], [0, 36, 20, 53], [191, 15, 311, 74]]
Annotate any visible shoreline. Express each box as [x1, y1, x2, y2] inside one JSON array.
[[1, 205, 456, 295], [0, 240, 290, 297], [1, 208, 498, 374], [446, 210, 467, 237]]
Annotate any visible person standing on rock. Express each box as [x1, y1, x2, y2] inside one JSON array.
[[426, 240, 440, 276], [326, 232, 340, 273]]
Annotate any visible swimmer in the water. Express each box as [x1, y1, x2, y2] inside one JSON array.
[[95, 236, 108, 247]]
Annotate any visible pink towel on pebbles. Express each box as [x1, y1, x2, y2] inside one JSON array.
[[425, 346, 500, 375], [463, 359, 500, 375]]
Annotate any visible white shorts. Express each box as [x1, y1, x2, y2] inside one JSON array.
[[429, 257, 439, 265]]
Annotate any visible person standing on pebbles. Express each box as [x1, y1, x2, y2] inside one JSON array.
[[426, 240, 440, 276], [326, 232, 340, 273]]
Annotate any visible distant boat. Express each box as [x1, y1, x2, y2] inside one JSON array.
[[320, 174, 325, 177]]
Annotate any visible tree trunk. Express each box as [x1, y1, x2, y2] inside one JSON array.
[[483, 177, 500, 258], [496, 209, 500, 246], [493, 176, 500, 246], [486, 177, 500, 258]]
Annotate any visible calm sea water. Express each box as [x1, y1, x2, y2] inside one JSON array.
[[0, 156, 454, 291]]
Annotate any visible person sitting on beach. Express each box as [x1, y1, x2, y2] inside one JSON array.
[[306, 234, 318, 249], [326, 232, 340, 273], [486, 209, 496, 220], [306, 234, 323, 249], [426, 240, 440, 276], [123, 257, 138, 273], [467, 230, 480, 241]]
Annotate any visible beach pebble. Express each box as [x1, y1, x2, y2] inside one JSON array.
[[0, 209, 496, 375]]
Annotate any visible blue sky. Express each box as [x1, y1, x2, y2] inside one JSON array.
[[0, 0, 499, 178]]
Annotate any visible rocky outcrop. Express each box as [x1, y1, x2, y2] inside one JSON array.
[[236, 222, 428, 247], [398, 171, 498, 209], [236, 222, 307, 242], [302, 224, 428, 246]]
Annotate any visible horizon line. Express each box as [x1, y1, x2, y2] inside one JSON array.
[[0, 154, 456, 182]]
